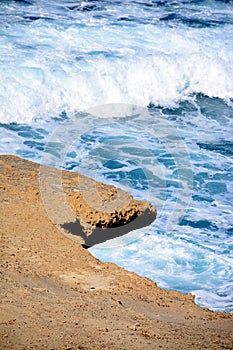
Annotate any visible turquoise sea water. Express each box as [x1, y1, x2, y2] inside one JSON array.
[[0, 0, 233, 312]]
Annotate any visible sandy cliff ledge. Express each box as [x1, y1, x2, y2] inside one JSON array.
[[1, 155, 156, 247], [0, 155, 232, 350]]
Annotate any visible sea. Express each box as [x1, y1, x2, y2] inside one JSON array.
[[0, 0, 233, 313]]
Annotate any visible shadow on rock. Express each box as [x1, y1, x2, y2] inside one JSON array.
[[61, 208, 156, 248]]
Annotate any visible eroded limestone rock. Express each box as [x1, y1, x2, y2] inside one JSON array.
[[0, 155, 156, 247]]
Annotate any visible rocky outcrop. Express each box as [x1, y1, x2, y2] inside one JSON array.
[[0, 155, 156, 247]]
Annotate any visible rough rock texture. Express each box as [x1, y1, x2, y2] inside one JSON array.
[[0, 155, 233, 350], [1, 155, 156, 247]]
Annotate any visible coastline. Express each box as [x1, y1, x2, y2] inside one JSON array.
[[0, 155, 232, 349]]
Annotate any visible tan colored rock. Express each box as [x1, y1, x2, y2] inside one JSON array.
[[1, 155, 156, 246]]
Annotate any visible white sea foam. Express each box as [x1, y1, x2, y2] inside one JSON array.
[[0, 17, 233, 124], [90, 228, 233, 312]]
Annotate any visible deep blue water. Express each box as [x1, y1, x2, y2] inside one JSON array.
[[0, 0, 233, 312]]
